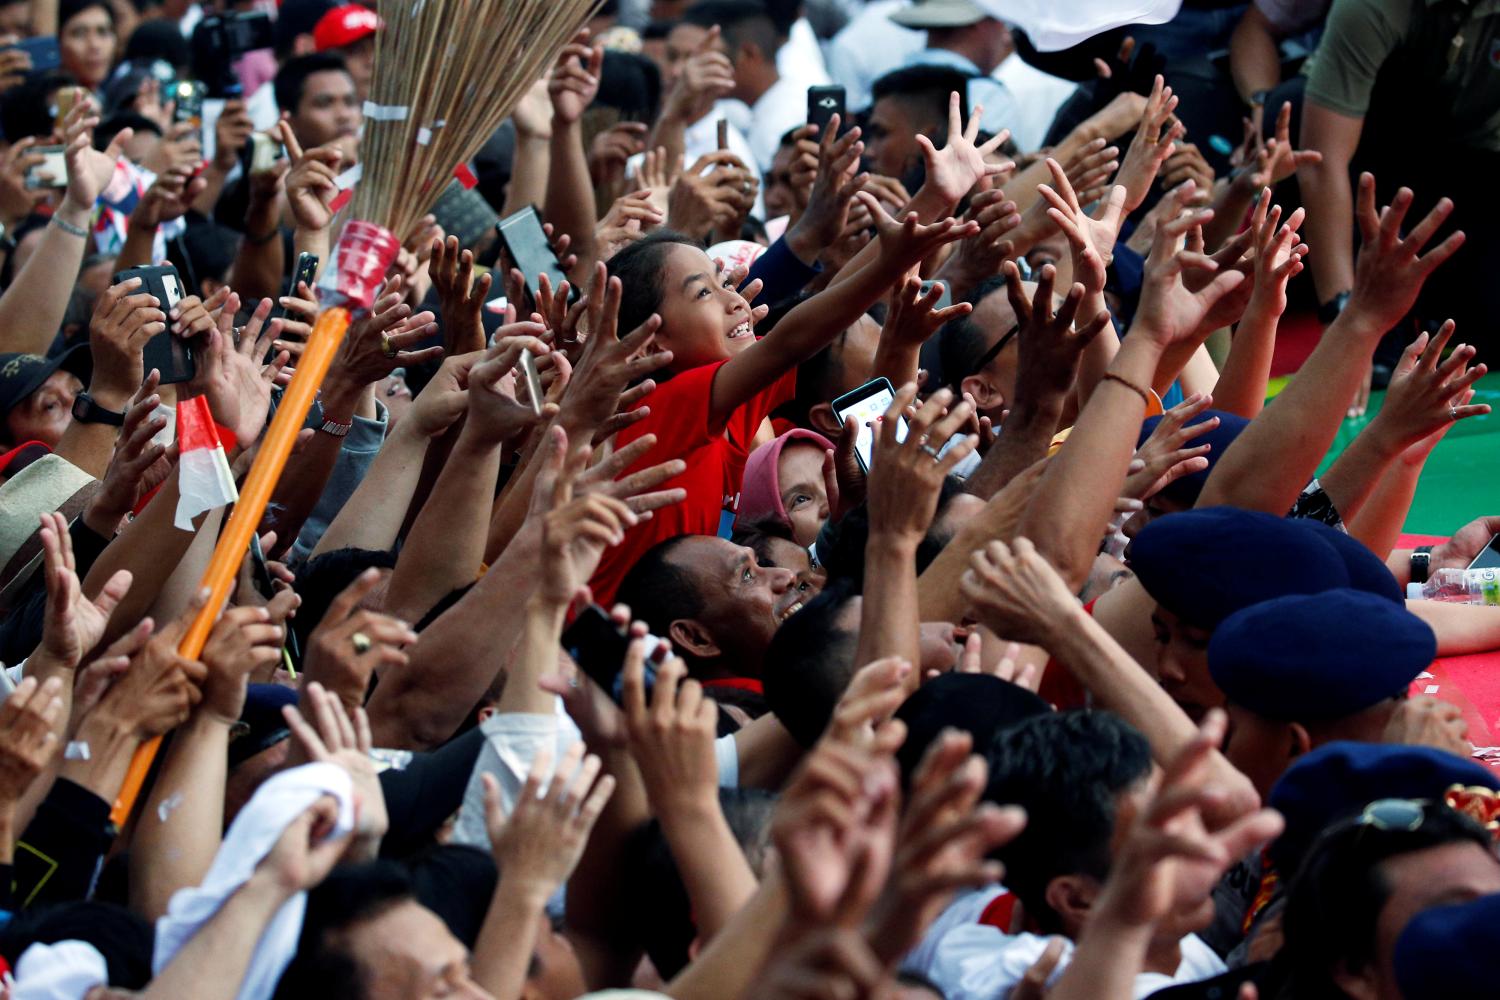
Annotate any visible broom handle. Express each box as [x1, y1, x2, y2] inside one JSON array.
[[109, 305, 354, 827]]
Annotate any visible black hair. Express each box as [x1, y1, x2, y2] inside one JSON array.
[[897, 971, 947, 999], [1, 73, 75, 142], [96, 111, 161, 150], [820, 477, 969, 590], [274, 52, 350, 114], [123, 19, 190, 68], [58, 0, 113, 29], [642, 19, 674, 41], [0, 902, 154, 988], [275, 861, 417, 1000], [177, 219, 239, 287], [870, 64, 970, 129], [1280, 805, 1493, 998], [984, 710, 1154, 934], [682, 0, 779, 58], [596, 50, 661, 125], [614, 534, 705, 644], [937, 274, 1009, 393], [605, 228, 700, 341], [762, 576, 859, 746], [290, 547, 398, 653]]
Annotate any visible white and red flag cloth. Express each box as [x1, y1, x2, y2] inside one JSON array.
[[174, 395, 238, 530]]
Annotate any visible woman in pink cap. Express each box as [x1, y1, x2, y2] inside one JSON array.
[[734, 427, 837, 549]]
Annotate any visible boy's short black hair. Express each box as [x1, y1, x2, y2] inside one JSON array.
[[274, 52, 349, 114], [290, 547, 397, 652], [870, 64, 970, 127], [762, 576, 859, 746], [983, 710, 1154, 934], [820, 477, 969, 590], [682, 0, 779, 57], [275, 862, 416, 1000], [1, 74, 74, 142]]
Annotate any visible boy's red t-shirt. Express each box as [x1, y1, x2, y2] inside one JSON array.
[[589, 359, 797, 605]]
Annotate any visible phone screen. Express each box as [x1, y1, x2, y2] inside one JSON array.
[[560, 605, 661, 703], [1468, 534, 1500, 571], [807, 85, 846, 133], [832, 379, 908, 472], [496, 207, 575, 310], [25, 146, 67, 189]]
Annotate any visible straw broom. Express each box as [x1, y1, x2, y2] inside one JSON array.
[[111, 0, 603, 825]]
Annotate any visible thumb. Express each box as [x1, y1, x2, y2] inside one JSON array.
[[105, 127, 133, 163], [161, 585, 212, 646]]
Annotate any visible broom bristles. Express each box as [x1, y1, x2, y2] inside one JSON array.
[[352, 0, 603, 241]]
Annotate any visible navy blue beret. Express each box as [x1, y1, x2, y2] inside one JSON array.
[[1129, 506, 1351, 628], [1268, 741, 1498, 873], [1395, 892, 1500, 999], [229, 683, 298, 768], [1136, 409, 1251, 507], [1293, 520, 1404, 604], [1209, 589, 1434, 722]]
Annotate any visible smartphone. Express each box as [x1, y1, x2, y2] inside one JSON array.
[[270, 252, 318, 324], [807, 84, 846, 134], [560, 604, 665, 703], [831, 376, 908, 474], [169, 79, 206, 127], [248, 533, 275, 598], [114, 264, 194, 384], [52, 85, 78, 133], [1468, 535, 1500, 572], [495, 206, 577, 310], [24, 145, 67, 190], [10, 36, 60, 77], [716, 117, 729, 150], [518, 348, 542, 416]]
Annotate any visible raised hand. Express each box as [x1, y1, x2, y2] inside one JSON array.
[[749, 929, 889, 1000], [882, 275, 971, 353], [1343, 173, 1466, 335], [785, 114, 868, 263], [863, 730, 1023, 961], [279, 121, 342, 234], [89, 376, 170, 530], [482, 741, 615, 901], [428, 235, 492, 356], [867, 384, 977, 543], [1122, 392, 1215, 501], [38, 511, 131, 669], [668, 151, 752, 240], [284, 681, 388, 858], [661, 25, 733, 125], [549, 30, 603, 126], [61, 93, 131, 216], [826, 657, 912, 749], [93, 591, 211, 738], [557, 269, 671, 444], [573, 433, 688, 518], [255, 796, 351, 896], [185, 294, 291, 447], [1366, 322, 1489, 453], [1244, 192, 1307, 321], [622, 641, 719, 815], [594, 190, 664, 260], [1004, 260, 1111, 406], [1113, 75, 1183, 213], [960, 537, 1083, 647], [401, 352, 476, 440], [1130, 189, 1246, 349], [1161, 142, 1215, 197], [917, 91, 1012, 208], [933, 187, 1021, 296], [88, 277, 165, 405], [0, 676, 65, 808], [0, 137, 49, 223], [1039, 157, 1127, 296], [1234, 101, 1322, 192], [301, 568, 417, 714], [858, 191, 977, 275], [333, 277, 443, 391], [588, 121, 649, 188], [533, 426, 638, 606], [199, 605, 285, 724]]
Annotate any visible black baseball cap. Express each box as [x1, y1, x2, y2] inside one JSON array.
[[0, 345, 92, 420]]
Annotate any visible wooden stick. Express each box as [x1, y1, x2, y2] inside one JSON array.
[[109, 305, 354, 826]]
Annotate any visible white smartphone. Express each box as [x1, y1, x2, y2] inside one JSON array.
[[518, 347, 543, 416], [831, 376, 908, 474]]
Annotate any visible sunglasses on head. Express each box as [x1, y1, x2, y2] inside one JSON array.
[[968, 322, 1020, 377]]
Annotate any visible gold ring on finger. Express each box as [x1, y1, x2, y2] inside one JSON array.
[[380, 333, 398, 358]]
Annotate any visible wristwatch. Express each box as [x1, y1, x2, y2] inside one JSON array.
[[317, 417, 352, 437], [1410, 545, 1435, 585], [71, 391, 125, 427], [1317, 290, 1352, 326]]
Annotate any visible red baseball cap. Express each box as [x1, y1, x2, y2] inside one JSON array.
[[313, 4, 380, 51]]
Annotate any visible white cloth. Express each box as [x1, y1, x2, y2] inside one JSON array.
[[152, 762, 355, 1000], [714, 732, 739, 788], [450, 700, 583, 851], [991, 52, 1078, 151], [826, 0, 926, 111], [747, 75, 816, 172], [246, 79, 282, 132], [899, 49, 1018, 142], [975, 0, 1183, 52], [777, 18, 833, 91], [902, 886, 1008, 978], [927, 922, 1226, 999], [12, 940, 108, 1000]]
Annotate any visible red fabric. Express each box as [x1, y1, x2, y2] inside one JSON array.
[[176, 396, 221, 453], [978, 890, 1017, 932], [703, 677, 764, 695], [1037, 598, 1096, 711], [589, 360, 797, 605]]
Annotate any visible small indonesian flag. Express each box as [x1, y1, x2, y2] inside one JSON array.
[[174, 396, 238, 530]]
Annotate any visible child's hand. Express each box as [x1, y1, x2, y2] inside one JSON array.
[[857, 191, 977, 274]]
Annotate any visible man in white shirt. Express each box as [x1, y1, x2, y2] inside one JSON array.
[[890, 0, 1018, 139], [827, 0, 925, 111]]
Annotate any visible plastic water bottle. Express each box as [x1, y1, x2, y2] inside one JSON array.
[[1420, 568, 1500, 605]]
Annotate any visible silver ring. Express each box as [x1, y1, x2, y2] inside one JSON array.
[[1451, 406, 1460, 422], [351, 632, 372, 655], [920, 443, 942, 460]]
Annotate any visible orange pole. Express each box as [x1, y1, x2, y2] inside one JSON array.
[[109, 305, 354, 826]]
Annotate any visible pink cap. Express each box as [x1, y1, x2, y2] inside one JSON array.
[[735, 428, 835, 533]]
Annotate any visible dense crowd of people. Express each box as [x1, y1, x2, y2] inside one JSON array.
[[0, 0, 1496, 996]]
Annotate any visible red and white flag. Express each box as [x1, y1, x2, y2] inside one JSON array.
[[175, 396, 238, 530]]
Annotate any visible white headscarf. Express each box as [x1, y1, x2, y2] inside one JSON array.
[[977, 0, 1184, 51], [152, 762, 355, 1000]]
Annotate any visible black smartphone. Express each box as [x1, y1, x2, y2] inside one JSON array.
[[807, 84, 846, 134], [496, 206, 577, 310], [831, 376, 907, 474], [560, 604, 662, 703], [271, 252, 318, 323], [169, 79, 206, 127], [114, 264, 194, 384], [1468, 535, 1500, 572], [9, 36, 60, 77]]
